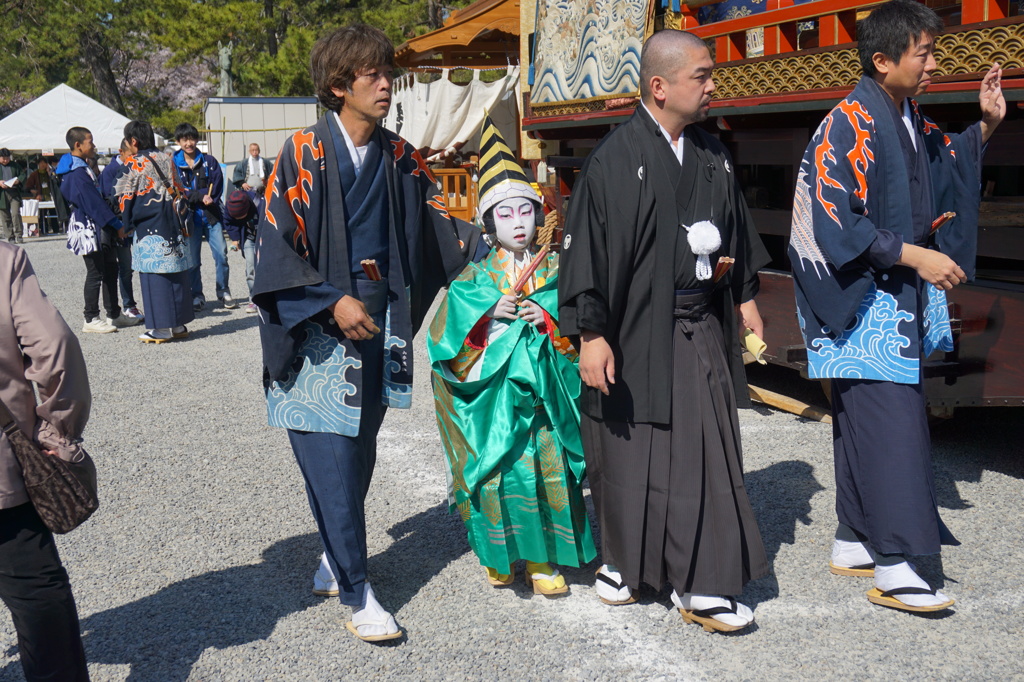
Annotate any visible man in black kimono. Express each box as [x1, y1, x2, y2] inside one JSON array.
[[559, 29, 770, 633], [252, 24, 478, 642]]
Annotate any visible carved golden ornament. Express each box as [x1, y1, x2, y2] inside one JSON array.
[[935, 24, 1024, 74], [529, 98, 641, 118], [711, 23, 1023, 99], [712, 48, 861, 99], [529, 99, 617, 117]]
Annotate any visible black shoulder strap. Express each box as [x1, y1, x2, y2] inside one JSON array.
[[147, 154, 175, 194]]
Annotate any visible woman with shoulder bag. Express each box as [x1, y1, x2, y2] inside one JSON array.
[[0, 242, 91, 681]]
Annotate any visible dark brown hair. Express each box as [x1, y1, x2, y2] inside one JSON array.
[[858, 0, 943, 76], [310, 23, 395, 112]]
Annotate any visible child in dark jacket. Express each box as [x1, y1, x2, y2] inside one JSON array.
[[223, 190, 261, 313], [56, 127, 141, 333]]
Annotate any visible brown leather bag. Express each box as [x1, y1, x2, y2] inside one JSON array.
[[0, 401, 98, 534]]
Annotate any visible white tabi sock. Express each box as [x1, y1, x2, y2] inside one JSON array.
[[874, 562, 950, 608], [595, 564, 633, 604], [318, 552, 335, 579], [313, 552, 337, 594], [831, 539, 876, 568], [671, 591, 754, 627], [351, 584, 398, 638]]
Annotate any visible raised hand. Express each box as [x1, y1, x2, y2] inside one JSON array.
[[980, 63, 1005, 143]]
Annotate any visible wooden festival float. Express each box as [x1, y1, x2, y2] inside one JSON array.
[[519, 0, 1024, 414]]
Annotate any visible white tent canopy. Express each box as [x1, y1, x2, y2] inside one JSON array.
[[0, 84, 163, 154]]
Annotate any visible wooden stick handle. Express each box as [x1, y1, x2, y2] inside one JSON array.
[[513, 245, 550, 294]]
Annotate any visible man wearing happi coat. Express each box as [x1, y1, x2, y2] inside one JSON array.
[[251, 24, 479, 641], [428, 118, 595, 597], [558, 30, 770, 633], [789, 0, 1005, 613]]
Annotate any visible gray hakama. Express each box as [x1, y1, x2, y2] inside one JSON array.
[[140, 270, 194, 330], [582, 291, 769, 595]]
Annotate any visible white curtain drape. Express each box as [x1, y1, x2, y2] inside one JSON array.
[[384, 67, 520, 160]]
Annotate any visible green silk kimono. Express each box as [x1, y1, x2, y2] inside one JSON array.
[[427, 247, 596, 573]]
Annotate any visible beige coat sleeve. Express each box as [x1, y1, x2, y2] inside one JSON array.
[[0, 243, 91, 507]]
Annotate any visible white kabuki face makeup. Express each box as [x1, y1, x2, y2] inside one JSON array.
[[492, 198, 536, 252]]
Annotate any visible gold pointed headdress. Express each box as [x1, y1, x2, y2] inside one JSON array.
[[476, 115, 540, 221]]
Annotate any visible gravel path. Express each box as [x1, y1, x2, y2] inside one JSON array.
[[1, 238, 1021, 681]]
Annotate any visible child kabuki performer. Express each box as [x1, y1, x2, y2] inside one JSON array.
[[427, 117, 595, 596]]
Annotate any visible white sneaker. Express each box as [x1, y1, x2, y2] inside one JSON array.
[[107, 313, 142, 328], [123, 306, 144, 321], [220, 292, 238, 309], [313, 552, 339, 596], [82, 318, 117, 334], [595, 565, 635, 605]]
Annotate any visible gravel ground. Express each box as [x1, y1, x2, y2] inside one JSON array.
[[0, 238, 1021, 681]]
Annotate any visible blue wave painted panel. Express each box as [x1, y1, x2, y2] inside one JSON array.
[[383, 304, 413, 408], [532, 0, 649, 104], [266, 320, 362, 435], [133, 234, 193, 274], [922, 284, 954, 357], [804, 286, 920, 383]]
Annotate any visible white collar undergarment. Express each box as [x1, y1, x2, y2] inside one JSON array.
[[334, 112, 369, 174], [641, 101, 685, 166]]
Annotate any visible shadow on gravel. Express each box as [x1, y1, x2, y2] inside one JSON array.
[[743, 460, 826, 608], [929, 407, 1024, 510], [186, 311, 260, 339], [365, 502, 471, 615], [24, 534, 324, 682]]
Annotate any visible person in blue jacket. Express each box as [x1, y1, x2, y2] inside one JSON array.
[[173, 123, 236, 311], [57, 127, 139, 333]]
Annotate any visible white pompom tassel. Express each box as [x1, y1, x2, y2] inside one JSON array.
[[685, 220, 721, 281]]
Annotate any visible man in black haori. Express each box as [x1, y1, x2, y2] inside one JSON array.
[[559, 29, 770, 633]]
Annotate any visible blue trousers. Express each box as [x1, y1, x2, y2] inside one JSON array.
[[188, 220, 230, 301], [832, 378, 958, 556], [287, 327, 386, 606], [242, 238, 255, 299]]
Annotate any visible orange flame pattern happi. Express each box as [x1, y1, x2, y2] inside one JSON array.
[[265, 129, 324, 259], [390, 138, 436, 182], [814, 100, 874, 227]]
